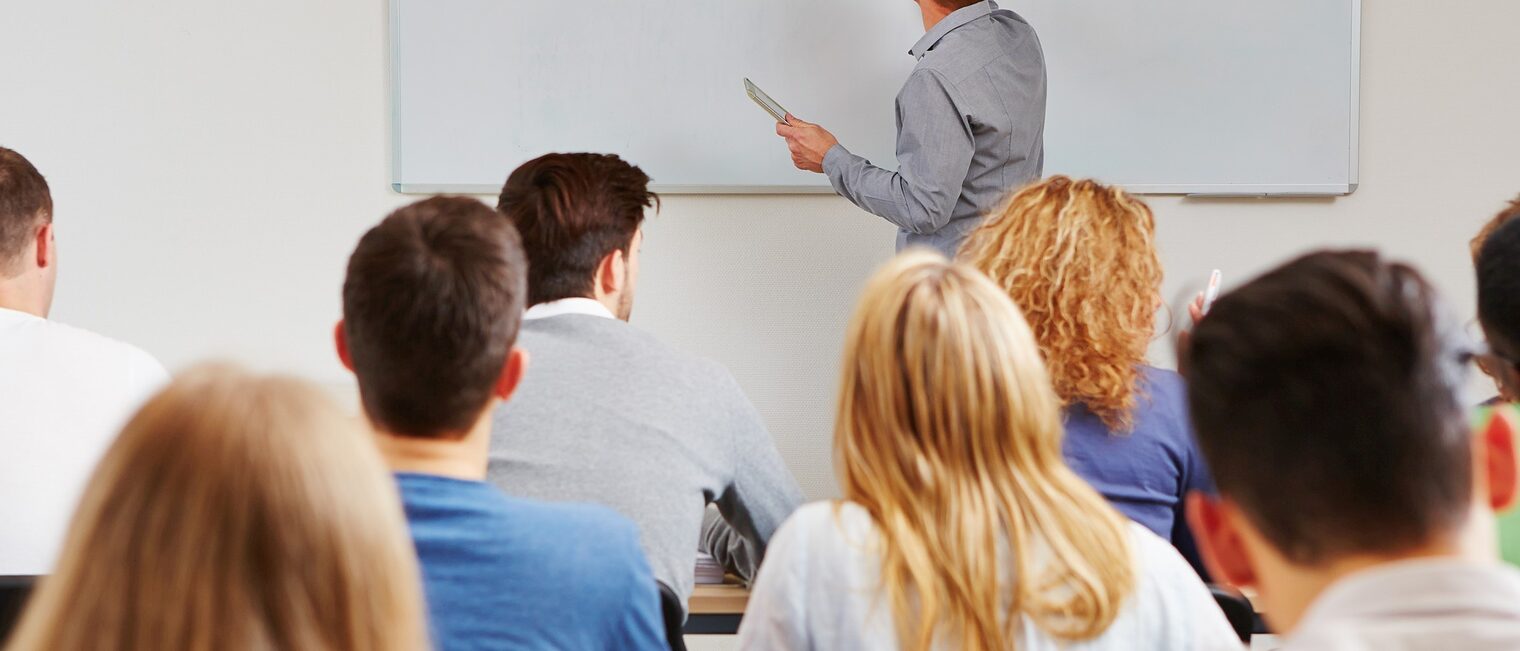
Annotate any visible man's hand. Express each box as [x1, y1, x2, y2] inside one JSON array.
[[775, 114, 839, 174]]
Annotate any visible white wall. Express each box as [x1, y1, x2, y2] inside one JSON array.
[[3, 1, 1518, 501]]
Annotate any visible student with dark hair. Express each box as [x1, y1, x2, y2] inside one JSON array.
[[338, 196, 666, 651], [1476, 206, 1520, 568], [0, 146, 167, 575], [1186, 250, 1520, 649], [492, 153, 804, 610], [1476, 200, 1520, 400]]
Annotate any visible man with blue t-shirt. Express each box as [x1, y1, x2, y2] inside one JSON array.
[[336, 196, 666, 651]]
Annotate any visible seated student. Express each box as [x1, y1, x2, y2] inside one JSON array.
[[337, 196, 665, 650], [1186, 250, 1520, 648], [960, 176, 1212, 557], [737, 252, 1240, 651], [1476, 211, 1520, 568], [5, 365, 427, 651], [0, 146, 167, 575], [491, 153, 804, 606], [1473, 194, 1520, 402]]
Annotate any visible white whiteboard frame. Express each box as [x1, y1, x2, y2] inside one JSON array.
[[389, 0, 1360, 197]]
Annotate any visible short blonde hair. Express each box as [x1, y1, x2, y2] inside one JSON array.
[[6, 364, 427, 651], [960, 176, 1163, 431], [836, 251, 1134, 651]]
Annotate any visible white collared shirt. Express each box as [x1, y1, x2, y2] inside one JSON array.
[[1285, 558, 1520, 650], [524, 297, 616, 321]]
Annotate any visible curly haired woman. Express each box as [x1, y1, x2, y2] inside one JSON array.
[[961, 176, 1213, 565]]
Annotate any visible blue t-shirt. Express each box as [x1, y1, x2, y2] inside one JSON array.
[[396, 473, 667, 651], [1061, 367, 1214, 566]]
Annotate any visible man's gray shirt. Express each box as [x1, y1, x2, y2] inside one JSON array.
[[488, 315, 804, 611], [823, 0, 1047, 257]]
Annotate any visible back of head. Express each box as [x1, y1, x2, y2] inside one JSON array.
[[960, 176, 1162, 431], [0, 147, 52, 278], [836, 251, 1133, 651], [1478, 214, 1520, 360], [1470, 194, 1520, 263], [6, 364, 426, 651], [343, 196, 528, 438], [1187, 250, 1474, 564], [496, 153, 657, 306]]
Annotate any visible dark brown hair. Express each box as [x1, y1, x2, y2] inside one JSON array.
[[496, 153, 657, 306], [342, 196, 528, 438], [0, 147, 53, 274], [1479, 215, 1520, 362], [1185, 250, 1475, 564], [1472, 194, 1520, 262]]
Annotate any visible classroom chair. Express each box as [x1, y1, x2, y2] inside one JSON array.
[[656, 581, 687, 651], [1208, 584, 1255, 642], [0, 575, 35, 645]]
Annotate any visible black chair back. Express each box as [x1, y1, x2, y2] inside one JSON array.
[[1208, 583, 1255, 643], [0, 576, 37, 645], [656, 581, 687, 651]]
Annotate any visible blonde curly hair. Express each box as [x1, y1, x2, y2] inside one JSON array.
[[960, 176, 1162, 431]]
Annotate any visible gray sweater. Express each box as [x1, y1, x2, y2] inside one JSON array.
[[487, 315, 805, 608]]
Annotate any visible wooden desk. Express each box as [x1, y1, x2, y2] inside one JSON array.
[[685, 581, 749, 635]]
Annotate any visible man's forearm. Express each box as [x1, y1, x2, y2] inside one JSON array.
[[824, 144, 954, 235], [699, 507, 760, 581]]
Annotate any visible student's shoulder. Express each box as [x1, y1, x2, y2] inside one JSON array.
[[772, 501, 879, 563], [1122, 522, 1243, 647], [509, 497, 639, 541], [42, 319, 168, 383], [1123, 522, 1215, 610], [1136, 366, 1191, 418], [1139, 366, 1186, 393], [525, 315, 722, 374]]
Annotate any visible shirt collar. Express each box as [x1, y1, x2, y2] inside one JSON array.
[[910, 0, 997, 60], [1290, 558, 1520, 640], [523, 297, 616, 321]]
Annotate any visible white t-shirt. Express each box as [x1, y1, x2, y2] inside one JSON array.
[[738, 500, 1243, 651], [0, 307, 168, 574]]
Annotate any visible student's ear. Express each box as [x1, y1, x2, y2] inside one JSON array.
[[334, 320, 355, 372], [1479, 406, 1520, 512], [493, 346, 530, 403], [595, 248, 627, 299], [1186, 492, 1258, 588], [35, 222, 54, 269]]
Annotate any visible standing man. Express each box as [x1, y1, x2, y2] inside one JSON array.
[[777, 0, 1047, 257]]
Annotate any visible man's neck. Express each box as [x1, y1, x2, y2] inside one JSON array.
[[1262, 512, 1497, 633], [374, 411, 493, 481], [0, 280, 48, 318], [920, 1, 959, 31]]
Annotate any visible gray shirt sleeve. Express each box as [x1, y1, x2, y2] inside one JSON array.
[[698, 370, 806, 581], [823, 68, 976, 236]]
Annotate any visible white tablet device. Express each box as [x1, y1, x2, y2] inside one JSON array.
[[744, 78, 790, 124]]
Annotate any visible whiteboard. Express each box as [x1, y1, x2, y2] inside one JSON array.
[[392, 0, 1360, 196]]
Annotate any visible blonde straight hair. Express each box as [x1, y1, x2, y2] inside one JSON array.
[[6, 364, 428, 651], [835, 252, 1135, 651]]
